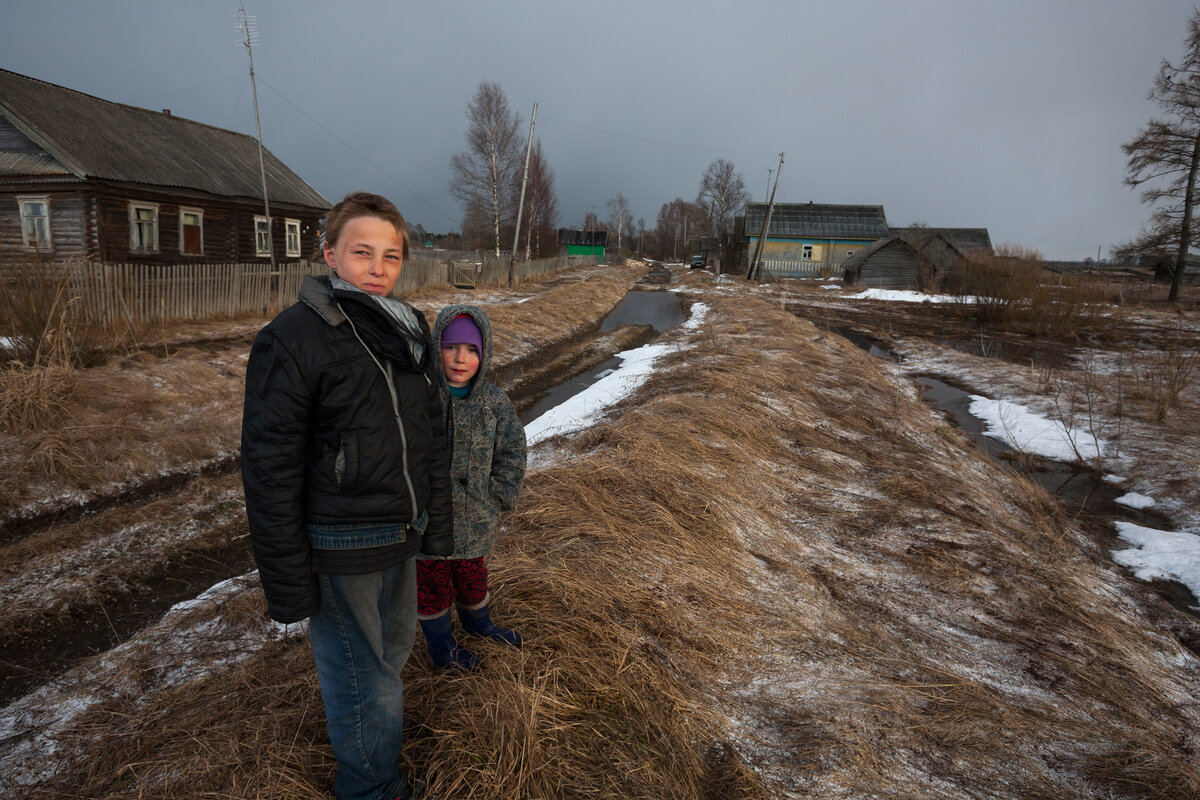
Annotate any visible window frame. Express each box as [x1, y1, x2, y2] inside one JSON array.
[[284, 218, 301, 258], [801, 244, 813, 261], [129, 202, 160, 254], [179, 206, 204, 256], [17, 195, 52, 251], [254, 215, 271, 257]]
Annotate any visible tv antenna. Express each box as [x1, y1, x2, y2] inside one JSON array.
[[236, 8, 275, 268]]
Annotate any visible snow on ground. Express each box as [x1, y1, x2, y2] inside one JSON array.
[[1113, 522, 1200, 603], [821, 288, 1200, 611], [968, 394, 1106, 462], [0, 573, 291, 788], [1116, 492, 1157, 509]]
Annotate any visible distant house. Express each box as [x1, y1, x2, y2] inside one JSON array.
[[0, 68, 329, 269], [842, 227, 993, 290], [557, 228, 608, 264], [744, 202, 889, 278]]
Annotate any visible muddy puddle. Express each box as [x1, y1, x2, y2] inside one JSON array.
[[518, 289, 684, 425], [827, 327, 1199, 617]]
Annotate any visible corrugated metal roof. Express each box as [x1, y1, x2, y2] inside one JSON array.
[[745, 202, 889, 240], [0, 151, 71, 176], [0, 69, 328, 209]]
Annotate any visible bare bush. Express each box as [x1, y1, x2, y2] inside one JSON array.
[[943, 254, 1042, 324], [943, 248, 1114, 336]]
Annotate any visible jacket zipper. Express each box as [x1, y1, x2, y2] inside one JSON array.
[[339, 305, 420, 520]]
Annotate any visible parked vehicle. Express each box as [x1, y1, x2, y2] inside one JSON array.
[[689, 255, 706, 269]]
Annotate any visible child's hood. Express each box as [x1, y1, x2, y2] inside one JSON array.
[[432, 304, 494, 388]]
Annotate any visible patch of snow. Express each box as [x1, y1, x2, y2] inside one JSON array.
[[1112, 522, 1200, 606], [1115, 492, 1156, 510], [845, 288, 962, 303], [968, 395, 1104, 463]]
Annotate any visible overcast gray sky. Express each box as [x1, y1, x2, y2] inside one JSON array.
[[2, 0, 1195, 259]]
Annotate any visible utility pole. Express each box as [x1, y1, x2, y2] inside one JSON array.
[[509, 100, 537, 287], [237, 8, 274, 269], [748, 152, 784, 281]]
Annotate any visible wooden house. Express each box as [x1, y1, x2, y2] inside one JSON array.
[[841, 227, 993, 290], [0, 68, 329, 269], [743, 202, 889, 278]]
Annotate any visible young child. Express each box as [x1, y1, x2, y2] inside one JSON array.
[[241, 192, 451, 800], [417, 305, 527, 671]]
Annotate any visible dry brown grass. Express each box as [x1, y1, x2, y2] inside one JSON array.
[[9, 274, 1199, 798]]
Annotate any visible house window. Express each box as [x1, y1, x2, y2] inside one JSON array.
[[801, 244, 813, 260], [18, 196, 52, 251], [285, 218, 301, 258], [180, 208, 203, 255], [129, 203, 160, 253], [254, 216, 271, 257]]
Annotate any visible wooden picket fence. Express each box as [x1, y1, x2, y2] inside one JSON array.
[[13, 254, 592, 327]]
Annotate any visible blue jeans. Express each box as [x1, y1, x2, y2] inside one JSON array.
[[309, 559, 417, 800]]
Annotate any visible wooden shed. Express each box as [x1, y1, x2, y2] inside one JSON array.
[[0, 68, 329, 270], [842, 227, 993, 289]]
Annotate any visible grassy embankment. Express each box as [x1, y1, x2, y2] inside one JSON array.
[[15, 267, 1199, 799]]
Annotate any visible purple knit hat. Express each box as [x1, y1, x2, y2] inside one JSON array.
[[441, 314, 483, 353]]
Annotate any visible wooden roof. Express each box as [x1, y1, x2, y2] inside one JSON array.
[[0, 69, 328, 209], [744, 202, 889, 240], [890, 226, 992, 253]]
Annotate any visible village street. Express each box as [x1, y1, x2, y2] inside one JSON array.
[[1, 262, 1198, 798]]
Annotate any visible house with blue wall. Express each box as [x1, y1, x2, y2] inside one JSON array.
[[744, 202, 889, 278]]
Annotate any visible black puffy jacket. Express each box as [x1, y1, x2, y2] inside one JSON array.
[[241, 276, 453, 623]]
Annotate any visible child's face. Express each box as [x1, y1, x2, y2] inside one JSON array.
[[441, 343, 481, 387], [323, 214, 404, 296]]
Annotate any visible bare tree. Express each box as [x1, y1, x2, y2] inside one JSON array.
[[605, 193, 633, 254], [655, 198, 705, 261], [697, 159, 750, 270], [522, 140, 559, 260], [449, 81, 522, 257], [1122, 9, 1200, 302]]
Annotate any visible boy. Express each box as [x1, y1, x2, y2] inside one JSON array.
[[242, 192, 451, 800], [417, 306, 526, 671]]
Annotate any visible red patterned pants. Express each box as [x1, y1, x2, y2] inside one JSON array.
[[416, 557, 489, 617]]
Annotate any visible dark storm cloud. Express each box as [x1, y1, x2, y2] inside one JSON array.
[[2, 0, 1193, 258]]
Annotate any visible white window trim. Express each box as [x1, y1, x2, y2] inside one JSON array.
[[129, 202, 160, 253], [179, 206, 204, 255], [285, 218, 301, 258], [254, 215, 271, 257], [17, 195, 52, 251], [801, 244, 813, 261]]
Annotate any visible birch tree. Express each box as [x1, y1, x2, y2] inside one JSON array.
[[449, 81, 522, 256], [697, 158, 750, 269], [1122, 10, 1200, 302], [605, 193, 634, 254]]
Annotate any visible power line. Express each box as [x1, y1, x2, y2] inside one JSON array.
[[541, 115, 778, 157], [255, 75, 458, 226], [132, 74, 245, 103]]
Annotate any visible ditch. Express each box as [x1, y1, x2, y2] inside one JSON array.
[[0, 283, 687, 706]]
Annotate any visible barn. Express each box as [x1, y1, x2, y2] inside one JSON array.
[[842, 227, 993, 290]]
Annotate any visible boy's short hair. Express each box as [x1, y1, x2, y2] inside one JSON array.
[[321, 192, 410, 260]]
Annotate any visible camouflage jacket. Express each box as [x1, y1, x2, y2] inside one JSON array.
[[419, 304, 526, 560]]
